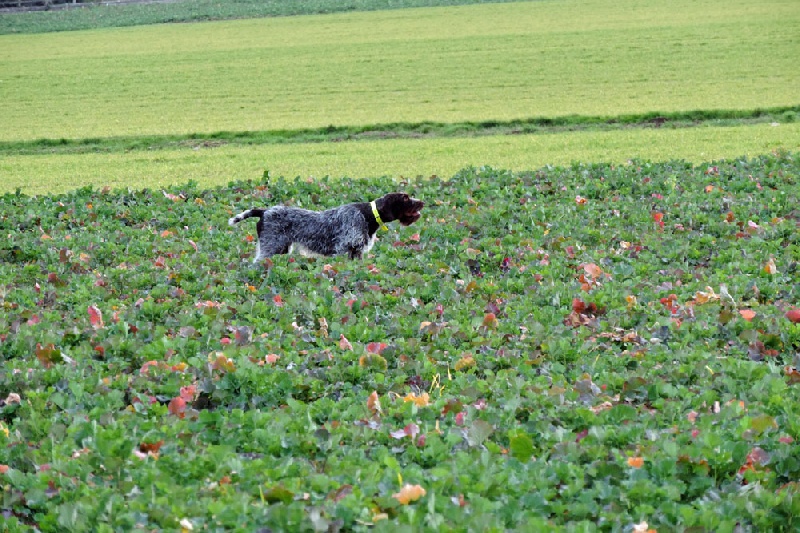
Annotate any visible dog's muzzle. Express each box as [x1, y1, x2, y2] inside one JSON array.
[[399, 199, 424, 226]]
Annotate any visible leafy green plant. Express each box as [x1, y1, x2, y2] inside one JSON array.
[[0, 153, 799, 530]]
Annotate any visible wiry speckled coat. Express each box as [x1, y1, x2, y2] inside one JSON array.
[[229, 193, 424, 262]]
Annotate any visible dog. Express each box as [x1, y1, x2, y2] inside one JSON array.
[[229, 192, 424, 261]]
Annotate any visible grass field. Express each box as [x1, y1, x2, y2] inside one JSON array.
[[2, 123, 798, 195], [1, 0, 798, 143]]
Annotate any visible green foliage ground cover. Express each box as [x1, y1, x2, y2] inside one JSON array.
[[2, 0, 798, 142], [1, 153, 799, 530]]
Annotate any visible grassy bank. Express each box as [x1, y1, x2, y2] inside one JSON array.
[[1, 107, 796, 157], [3, 123, 798, 195]]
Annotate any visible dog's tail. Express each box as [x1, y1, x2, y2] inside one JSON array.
[[228, 209, 265, 226]]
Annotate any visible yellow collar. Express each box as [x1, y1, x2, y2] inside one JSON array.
[[371, 200, 388, 231]]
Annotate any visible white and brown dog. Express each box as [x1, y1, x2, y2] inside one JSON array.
[[229, 193, 424, 261]]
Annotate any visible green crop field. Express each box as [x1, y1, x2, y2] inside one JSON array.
[[1, 0, 798, 142], [2, 155, 800, 531]]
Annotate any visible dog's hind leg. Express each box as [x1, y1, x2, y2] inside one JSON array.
[[254, 236, 291, 263], [251, 214, 292, 262]]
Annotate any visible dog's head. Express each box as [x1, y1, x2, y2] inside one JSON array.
[[378, 193, 424, 226]]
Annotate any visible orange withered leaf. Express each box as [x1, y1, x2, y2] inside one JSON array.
[[693, 286, 719, 305], [87, 305, 104, 329], [162, 191, 184, 202], [179, 385, 196, 402], [786, 309, 800, 324], [392, 484, 426, 505], [339, 334, 353, 351], [784, 366, 800, 384], [211, 354, 236, 373], [168, 397, 186, 418], [627, 457, 644, 468], [652, 212, 664, 229], [455, 354, 476, 371], [738, 446, 770, 478], [403, 392, 430, 407], [583, 263, 604, 279], [139, 440, 165, 454], [139, 360, 164, 375], [739, 309, 756, 322], [367, 391, 382, 416], [35, 343, 62, 369], [366, 342, 387, 354]]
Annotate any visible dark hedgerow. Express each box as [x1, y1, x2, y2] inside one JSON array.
[[0, 0, 534, 35], [1, 153, 799, 531]]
